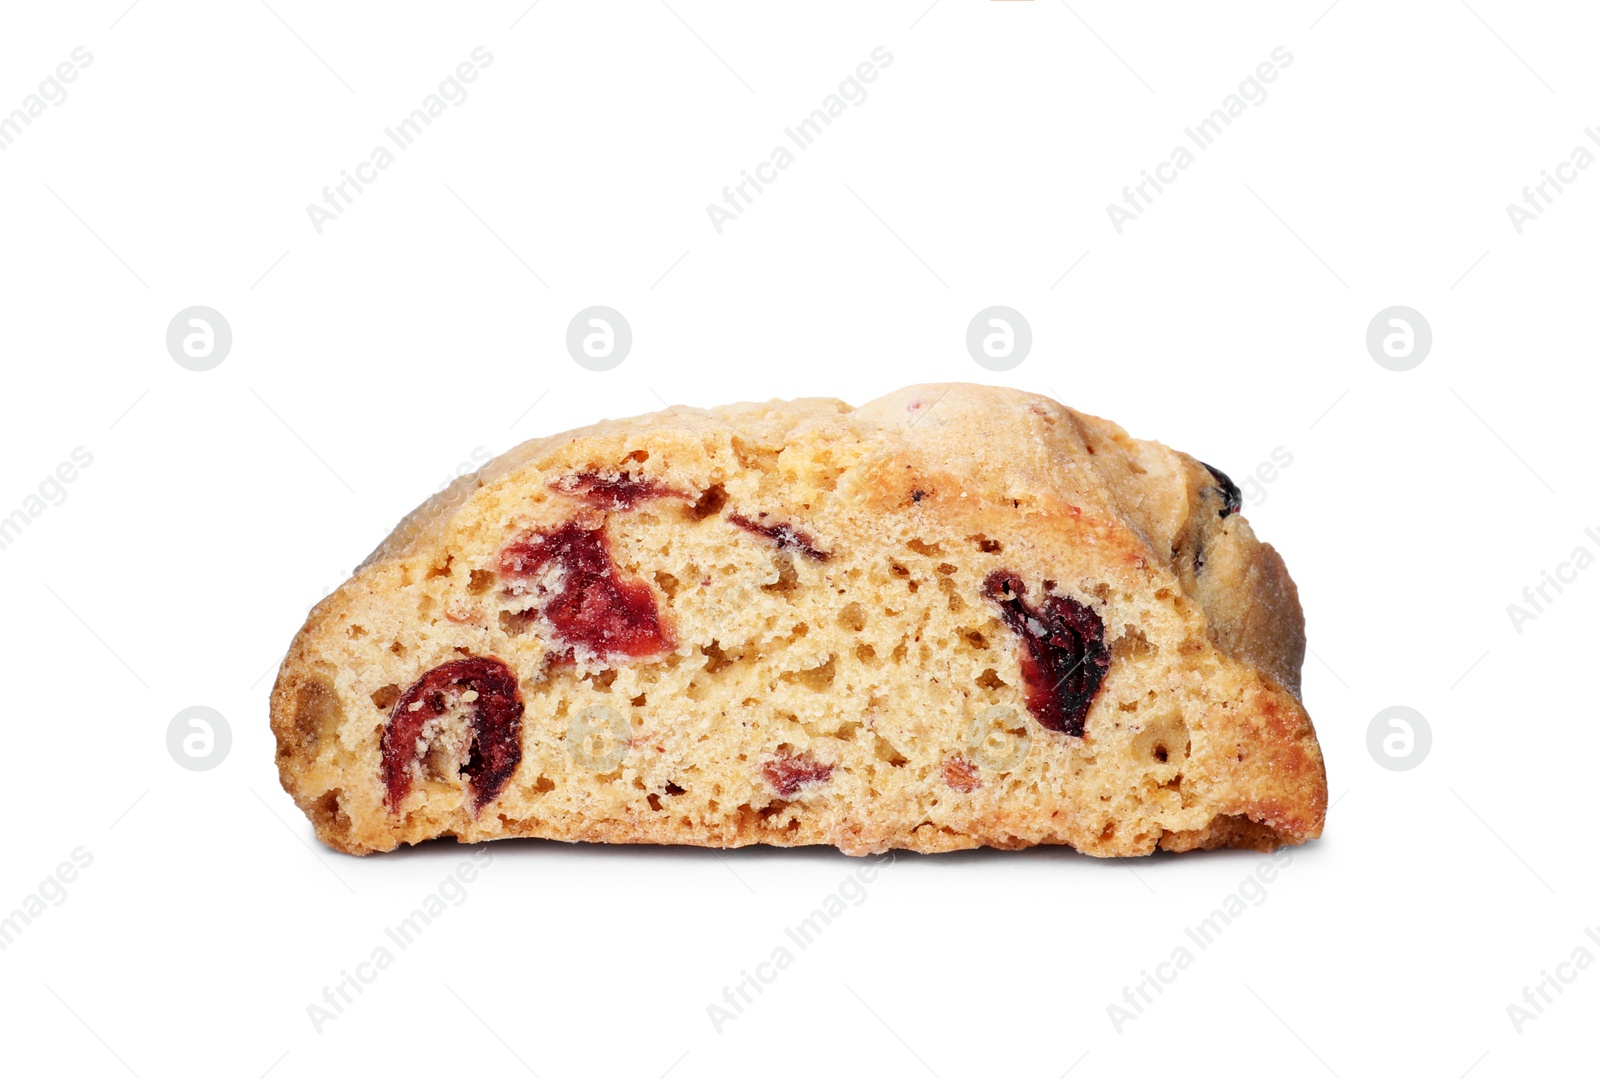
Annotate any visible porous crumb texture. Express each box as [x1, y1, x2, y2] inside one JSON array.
[[270, 384, 1327, 857]]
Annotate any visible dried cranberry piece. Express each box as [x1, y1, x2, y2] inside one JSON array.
[[762, 750, 833, 795], [729, 513, 832, 562], [500, 520, 673, 659], [381, 656, 524, 813], [1200, 462, 1241, 518], [549, 471, 690, 510], [982, 571, 1110, 737]]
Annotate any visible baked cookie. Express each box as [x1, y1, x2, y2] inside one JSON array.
[[271, 384, 1326, 856]]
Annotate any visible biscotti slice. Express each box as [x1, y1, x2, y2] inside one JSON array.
[[271, 383, 1327, 856]]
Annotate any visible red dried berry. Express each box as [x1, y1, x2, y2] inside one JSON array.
[[982, 571, 1110, 737], [549, 471, 690, 510], [1200, 462, 1242, 518], [382, 656, 524, 813], [762, 750, 833, 796], [500, 520, 673, 659], [729, 513, 832, 562]]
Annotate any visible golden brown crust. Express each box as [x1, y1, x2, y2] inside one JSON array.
[[270, 383, 1327, 856]]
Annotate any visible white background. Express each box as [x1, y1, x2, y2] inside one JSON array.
[[1, 1, 1594, 1076]]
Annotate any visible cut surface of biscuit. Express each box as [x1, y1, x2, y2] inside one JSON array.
[[271, 384, 1327, 856]]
